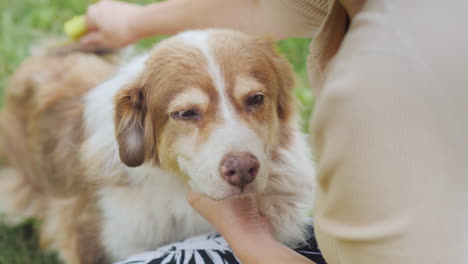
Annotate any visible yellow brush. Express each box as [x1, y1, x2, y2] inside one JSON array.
[[64, 15, 87, 40], [39, 15, 87, 55], [64, 0, 100, 39], [42, 1, 102, 55]]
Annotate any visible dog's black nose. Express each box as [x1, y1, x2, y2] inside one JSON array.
[[219, 152, 259, 190]]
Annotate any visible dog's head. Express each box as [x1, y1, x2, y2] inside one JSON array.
[[114, 30, 295, 199]]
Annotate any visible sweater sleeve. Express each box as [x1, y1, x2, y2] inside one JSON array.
[[259, 0, 329, 38]]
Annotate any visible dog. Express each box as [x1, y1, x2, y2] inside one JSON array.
[[0, 29, 315, 264]]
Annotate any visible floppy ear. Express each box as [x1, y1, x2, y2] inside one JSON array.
[[256, 37, 296, 121], [114, 84, 153, 167]]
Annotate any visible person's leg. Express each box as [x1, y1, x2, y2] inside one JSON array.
[[114, 224, 326, 264], [311, 0, 468, 263]]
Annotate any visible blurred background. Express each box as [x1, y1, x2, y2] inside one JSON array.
[[0, 0, 314, 263]]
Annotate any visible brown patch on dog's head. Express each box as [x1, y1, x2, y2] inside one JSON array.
[[114, 39, 215, 173]]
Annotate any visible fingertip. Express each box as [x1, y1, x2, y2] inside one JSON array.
[[186, 188, 221, 212], [79, 32, 100, 47], [79, 35, 92, 46], [186, 187, 203, 205], [85, 6, 98, 31]]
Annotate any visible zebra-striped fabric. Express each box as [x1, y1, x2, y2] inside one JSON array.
[[115, 224, 326, 264]]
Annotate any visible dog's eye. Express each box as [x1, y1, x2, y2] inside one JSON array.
[[246, 93, 264, 107], [171, 109, 200, 120]]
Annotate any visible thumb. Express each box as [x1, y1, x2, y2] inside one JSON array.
[[186, 188, 221, 216]]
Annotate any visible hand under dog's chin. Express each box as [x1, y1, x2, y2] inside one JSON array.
[[190, 182, 263, 201]]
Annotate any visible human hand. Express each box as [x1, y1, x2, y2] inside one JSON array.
[[187, 189, 316, 264], [81, 0, 144, 49], [186, 188, 273, 238]]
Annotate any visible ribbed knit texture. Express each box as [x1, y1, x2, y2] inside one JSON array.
[[280, 0, 329, 26]]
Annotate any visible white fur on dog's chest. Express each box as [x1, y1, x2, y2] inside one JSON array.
[[97, 168, 212, 261]]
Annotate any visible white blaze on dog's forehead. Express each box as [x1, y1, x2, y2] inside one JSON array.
[[177, 31, 234, 121], [167, 88, 209, 113]]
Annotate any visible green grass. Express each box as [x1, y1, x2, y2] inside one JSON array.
[[0, 1, 313, 263], [0, 219, 59, 264]]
